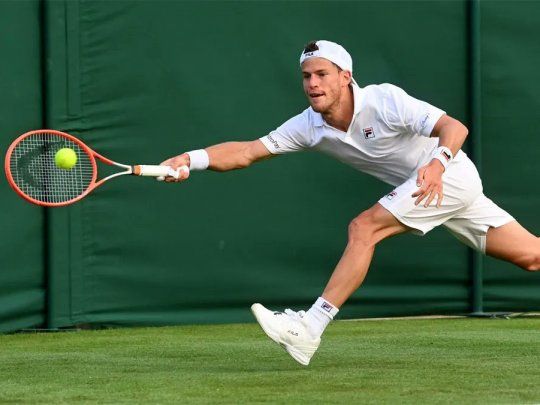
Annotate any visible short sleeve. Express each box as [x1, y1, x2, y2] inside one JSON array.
[[381, 84, 445, 137], [260, 111, 311, 154]]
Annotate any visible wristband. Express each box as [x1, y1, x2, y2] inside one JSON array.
[[186, 149, 209, 171], [430, 146, 453, 170]]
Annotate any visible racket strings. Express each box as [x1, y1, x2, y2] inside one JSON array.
[[9, 133, 94, 204]]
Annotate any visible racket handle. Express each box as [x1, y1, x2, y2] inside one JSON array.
[[133, 165, 189, 181]]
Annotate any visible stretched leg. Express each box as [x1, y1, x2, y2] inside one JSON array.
[[322, 202, 409, 307], [251, 202, 408, 366], [486, 221, 540, 271]]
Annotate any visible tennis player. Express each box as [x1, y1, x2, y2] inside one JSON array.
[[161, 40, 539, 366]]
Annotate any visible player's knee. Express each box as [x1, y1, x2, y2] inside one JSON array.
[[512, 250, 540, 272], [348, 211, 378, 246], [522, 253, 540, 272]]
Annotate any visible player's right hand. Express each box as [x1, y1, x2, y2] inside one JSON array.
[[160, 153, 191, 182]]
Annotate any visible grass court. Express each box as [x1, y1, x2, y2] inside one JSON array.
[[1, 317, 538, 403]]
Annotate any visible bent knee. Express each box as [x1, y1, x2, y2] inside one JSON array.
[[348, 212, 373, 245], [348, 210, 383, 246], [523, 263, 539, 272], [524, 256, 540, 272], [517, 253, 540, 272], [348, 205, 406, 247]]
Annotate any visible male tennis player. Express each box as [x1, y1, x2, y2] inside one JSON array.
[[161, 40, 539, 366]]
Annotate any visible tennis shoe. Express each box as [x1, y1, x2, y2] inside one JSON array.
[[251, 303, 320, 366]]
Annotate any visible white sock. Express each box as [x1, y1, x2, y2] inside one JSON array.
[[302, 297, 339, 338]]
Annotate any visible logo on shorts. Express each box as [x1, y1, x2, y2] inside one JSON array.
[[321, 302, 334, 312], [363, 127, 375, 139], [386, 191, 397, 200]]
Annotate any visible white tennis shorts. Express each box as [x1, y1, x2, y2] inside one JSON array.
[[378, 151, 514, 252]]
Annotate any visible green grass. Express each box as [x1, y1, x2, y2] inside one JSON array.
[[0, 318, 538, 404]]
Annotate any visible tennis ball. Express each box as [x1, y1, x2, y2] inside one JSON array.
[[54, 148, 77, 170]]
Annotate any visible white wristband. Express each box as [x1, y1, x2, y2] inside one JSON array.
[[431, 146, 453, 170], [186, 149, 209, 171]]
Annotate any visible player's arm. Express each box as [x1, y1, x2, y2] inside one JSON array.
[[160, 140, 274, 182], [429, 114, 469, 157], [206, 140, 274, 171], [412, 114, 469, 207]]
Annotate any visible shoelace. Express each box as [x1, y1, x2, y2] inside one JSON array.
[[284, 308, 306, 321]]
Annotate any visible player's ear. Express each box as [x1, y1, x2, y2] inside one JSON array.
[[341, 70, 352, 87]]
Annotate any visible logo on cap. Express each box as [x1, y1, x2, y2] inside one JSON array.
[[299, 40, 353, 74]]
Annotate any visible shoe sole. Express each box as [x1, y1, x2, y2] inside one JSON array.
[[251, 303, 310, 366]]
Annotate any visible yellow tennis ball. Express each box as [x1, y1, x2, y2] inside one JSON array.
[[54, 148, 77, 170]]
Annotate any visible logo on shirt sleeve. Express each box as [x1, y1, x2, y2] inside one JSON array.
[[386, 191, 397, 200], [363, 127, 375, 139], [420, 113, 430, 130], [267, 135, 280, 149]]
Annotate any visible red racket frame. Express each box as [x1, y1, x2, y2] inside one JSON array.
[[5, 129, 120, 207]]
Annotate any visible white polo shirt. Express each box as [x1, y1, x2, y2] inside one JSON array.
[[260, 83, 445, 187]]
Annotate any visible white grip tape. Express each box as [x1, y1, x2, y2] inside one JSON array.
[[135, 165, 189, 181], [155, 165, 189, 182], [138, 165, 176, 177]]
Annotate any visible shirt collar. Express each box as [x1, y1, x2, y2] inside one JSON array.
[[352, 82, 362, 116], [310, 83, 363, 128]]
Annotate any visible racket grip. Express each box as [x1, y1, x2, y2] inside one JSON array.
[[133, 165, 189, 180]]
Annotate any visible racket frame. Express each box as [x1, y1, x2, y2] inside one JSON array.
[[4, 129, 171, 207]]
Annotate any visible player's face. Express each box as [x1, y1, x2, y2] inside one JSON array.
[[301, 57, 350, 114]]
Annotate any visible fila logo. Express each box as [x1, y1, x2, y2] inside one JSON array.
[[363, 127, 375, 139], [321, 302, 334, 312], [386, 191, 397, 200], [303, 51, 315, 57]]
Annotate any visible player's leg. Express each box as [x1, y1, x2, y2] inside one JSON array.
[[251, 202, 408, 365], [485, 221, 540, 271], [251, 158, 479, 365], [304, 166, 481, 342], [443, 192, 539, 271], [321, 202, 408, 307]]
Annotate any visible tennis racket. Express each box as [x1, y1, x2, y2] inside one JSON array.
[[4, 129, 188, 207]]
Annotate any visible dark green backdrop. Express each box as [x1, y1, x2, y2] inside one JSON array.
[[0, 0, 45, 332], [1, 1, 538, 332]]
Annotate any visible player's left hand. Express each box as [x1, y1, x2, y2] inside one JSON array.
[[412, 160, 445, 208]]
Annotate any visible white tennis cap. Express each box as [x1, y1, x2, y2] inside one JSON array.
[[299, 40, 353, 73]]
